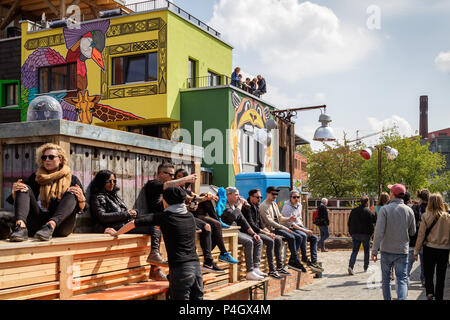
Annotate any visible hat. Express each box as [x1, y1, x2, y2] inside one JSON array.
[[266, 186, 280, 193], [163, 187, 186, 205], [226, 187, 238, 195], [403, 192, 411, 203], [387, 184, 406, 196]]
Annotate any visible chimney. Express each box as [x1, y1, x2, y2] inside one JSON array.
[[419, 95, 428, 139]]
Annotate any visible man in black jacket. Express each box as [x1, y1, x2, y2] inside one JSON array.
[[241, 188, 291, 280], [317, 198, 330, 252], [105, 187, 203, 300], [347, 195, 374, 274]]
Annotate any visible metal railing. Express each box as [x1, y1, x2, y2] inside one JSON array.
[[126, 0, 221, 38], [186, 75, 231, 89]]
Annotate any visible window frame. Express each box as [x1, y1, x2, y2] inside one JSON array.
[[111, 51, 158, 86], [3, 82, 19, 107], [188, 58, 197, 88], [207, 70, 221, 86], [38, 62, 77, 94]]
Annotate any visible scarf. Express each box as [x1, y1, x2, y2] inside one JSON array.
[[35, 165, 72, 209]]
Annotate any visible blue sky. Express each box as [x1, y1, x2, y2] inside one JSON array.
[[128, 0, 450, 149]]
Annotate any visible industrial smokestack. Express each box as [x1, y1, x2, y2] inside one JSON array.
[[419, 95, 428, 139]]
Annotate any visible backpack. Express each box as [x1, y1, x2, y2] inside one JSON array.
[[312, 209, 319, 224]]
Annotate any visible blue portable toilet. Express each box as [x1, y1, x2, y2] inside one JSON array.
[[235, 172, 291, 205]]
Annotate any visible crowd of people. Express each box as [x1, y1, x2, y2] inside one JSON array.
[[5, 143, 323, 300], [231, 67, 267, 98], [347, 184, 450, 301], [4, 143, 449, 300]]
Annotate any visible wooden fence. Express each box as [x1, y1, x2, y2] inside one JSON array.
[[304, 208, 352, 237]]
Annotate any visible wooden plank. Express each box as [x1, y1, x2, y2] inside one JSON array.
[[0, 140, 3, 208], [2, 144, 13, 211], [193, 161, 201, 194], [59, 255, 74, 299], [204, 280, 266, 300], [0, 282, 60, 300], [0, 261, 57, 278]]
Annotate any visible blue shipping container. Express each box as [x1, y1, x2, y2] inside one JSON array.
[[235, 172, 291, 205]]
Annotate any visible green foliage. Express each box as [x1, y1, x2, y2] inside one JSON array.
[[303, 128, 449, 199]]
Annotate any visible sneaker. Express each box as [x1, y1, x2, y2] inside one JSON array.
[[253, 268, 268, 277], [34, 223, 54, 241], [307, 261, 324, 272], [268, 270, 283, 280], [276, 267, 292, 276], [348, 267, 354, 275], [218, 252, 238, 264], [288, 262, 307, 273], [219, 219, 230, 229], [203, 261, 226, 273], [246, 270, 264, 281], [149, 267, 167, 281], [9, 224, 28, 242], [146, 251, 169, 266]]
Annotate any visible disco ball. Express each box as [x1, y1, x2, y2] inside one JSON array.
[[27, 95, 63, 121]]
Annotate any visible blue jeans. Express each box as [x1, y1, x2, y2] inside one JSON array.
[[318, 225, 330, 250], [407, 247, 424, 283], [275, 228, 302, 264], [168, 261, 203, 300], [349, 235, 370, 270], [293, 229, 318, 263], [380, 252, 409, 300]]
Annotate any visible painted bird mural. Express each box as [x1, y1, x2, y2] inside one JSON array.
[[21, 20, 144, 124]]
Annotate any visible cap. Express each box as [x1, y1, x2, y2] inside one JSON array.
[[387, 184, 406, 196], [266, 186, 280, 193], [163, 187, 187, 205]]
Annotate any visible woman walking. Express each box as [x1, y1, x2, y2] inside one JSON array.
[[414, 193, 450, 300]]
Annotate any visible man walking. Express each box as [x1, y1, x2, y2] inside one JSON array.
[[371, 184, 416, 300], [347, 195, 374, 275], [316, 198, 330, 252], [242, 188, 292, 280]]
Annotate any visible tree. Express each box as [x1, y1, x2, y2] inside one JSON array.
[[360, 128, 448, 197], [300, 140, 365, 198]]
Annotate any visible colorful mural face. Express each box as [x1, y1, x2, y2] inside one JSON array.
[[230, 91, 273, 175], [21, 20, 146, 124]]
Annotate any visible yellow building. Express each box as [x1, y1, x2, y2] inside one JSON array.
[[20, 1, 232, 139]]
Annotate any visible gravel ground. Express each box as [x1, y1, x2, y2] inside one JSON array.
[[277, 249, 449, 300]]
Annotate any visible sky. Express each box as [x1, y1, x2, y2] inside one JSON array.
[[127, 0, 450, 150]]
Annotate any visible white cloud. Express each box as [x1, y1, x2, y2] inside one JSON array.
[[435, 51, 450, 73], [367, 115, 414, 138], [209, 0, 379, 82]]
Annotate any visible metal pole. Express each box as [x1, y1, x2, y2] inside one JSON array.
[[377, 146, 382, 198]]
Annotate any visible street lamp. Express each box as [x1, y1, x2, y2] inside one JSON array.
[[360, 145, 399, 197], [271, 105, 336, 142]]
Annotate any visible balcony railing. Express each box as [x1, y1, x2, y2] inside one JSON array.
[[126, 0, 221, 38], [186, 75, 232, 89]]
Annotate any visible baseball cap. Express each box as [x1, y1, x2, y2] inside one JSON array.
[[387, 184, 406, 196], [266, 186, 280, 193]]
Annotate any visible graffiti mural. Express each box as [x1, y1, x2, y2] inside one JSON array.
[[21, 20, 146, 124], [230, 91, 273, 175]]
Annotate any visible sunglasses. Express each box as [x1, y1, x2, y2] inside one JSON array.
[[164, 171, 175, 177], [292, 196, 300, 199], [106, 179, 117, 184], [252, 195, 262, 199], [271, 193, 279, 196], [41, 155, 58, 161]]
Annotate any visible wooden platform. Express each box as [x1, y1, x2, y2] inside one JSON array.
[[0, 226, 240, 300]]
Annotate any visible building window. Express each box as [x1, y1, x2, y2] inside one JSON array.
[[112, 52, 158, 85], [38, 63, 76, 93], [128, 123, 171, 139], [208, 70, 221, 86], [4, 83, 18, 106], [301, 161, 307, 171], [188, 58, 197, 88]]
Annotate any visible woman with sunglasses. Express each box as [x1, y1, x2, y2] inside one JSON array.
[[90, 170, 164, 270], [7, 143, 87, 241]]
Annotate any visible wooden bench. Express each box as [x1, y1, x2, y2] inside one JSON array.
[[204, 278, 270, 300], [0, 226, 240, 300]]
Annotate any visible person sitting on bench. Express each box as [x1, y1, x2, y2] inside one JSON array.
[[105, 187, 204, 300], [89, 169, 168, 274], [7, 143, 87, 241]]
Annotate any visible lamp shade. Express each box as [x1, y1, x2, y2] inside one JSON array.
[[313, 113, 336, 141], [360, 147, 374, 160], [385, 146, 398, 160]]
